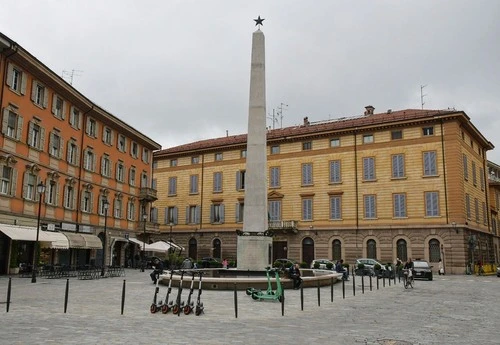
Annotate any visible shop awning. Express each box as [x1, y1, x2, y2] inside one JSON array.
[[129, 237, 146, 248], [0, 224, 69, 249], [40, 231, 69, 249], [146, 241, 171, 253], [81, 234, 103, 249], [62, 233, 86, 248]]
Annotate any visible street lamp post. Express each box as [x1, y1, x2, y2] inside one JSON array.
[[169, 222, 174, 252], [101, 200, 109, 277], [141, 213, 147, 272], [31, 182, 46, 283]]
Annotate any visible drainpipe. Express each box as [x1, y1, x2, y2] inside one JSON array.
[[354, 131, 359, 251], [439, 120, 449, 223]]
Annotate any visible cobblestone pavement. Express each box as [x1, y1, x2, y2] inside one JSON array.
[[0, 269, 499, 345]]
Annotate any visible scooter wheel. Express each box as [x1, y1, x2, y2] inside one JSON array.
[[183, 305, 192, 315], [161, 304, 170, 314], [172, 305, 180, 314], [195, 307, 202, 316], [150, 304, 157, 314], [245, 288, 253, 295], [251, 292, 260, 300]]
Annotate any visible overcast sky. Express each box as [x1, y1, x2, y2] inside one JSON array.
[[2, 1, 500, 161]]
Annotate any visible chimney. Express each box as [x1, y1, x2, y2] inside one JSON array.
[[303, 116, 310, 126], [364, 105, 375, 115]]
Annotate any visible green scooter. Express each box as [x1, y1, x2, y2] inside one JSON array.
[[246, 266, 274, 296], [250, 267, 283, 302]]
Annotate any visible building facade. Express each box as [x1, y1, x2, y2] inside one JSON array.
[[0, 33, 161, 274], [153, 106, 499, 274]]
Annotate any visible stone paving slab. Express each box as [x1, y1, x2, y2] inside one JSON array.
[[0, 269, 499, 345]]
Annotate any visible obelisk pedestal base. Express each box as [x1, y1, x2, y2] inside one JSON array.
[[237, 235, 273, 271]]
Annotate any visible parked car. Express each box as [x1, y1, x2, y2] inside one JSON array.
[[355, 258, 394, 278], [412, 260, 433, 280], [273, 258, 297, 270], [201, 257, 221, 268], [311, 259, 334, 269]]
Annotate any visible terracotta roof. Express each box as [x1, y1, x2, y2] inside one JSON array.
[[155, 108, 460, 156]]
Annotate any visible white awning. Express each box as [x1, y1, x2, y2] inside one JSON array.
[[62, 232, 86, 248], [40, 231, 69, 249], [165, 241, 184, 251], [146, 241, 171, 253], [0, 224, 68, 249], [129, 237, 146, 248], [81, 233, 103, 249]]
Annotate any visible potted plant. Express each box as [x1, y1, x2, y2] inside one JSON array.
[[313, 262, 320, 269], [326, 262, 334, 270], [299, 262, 308, 269], [9, 241, 19, 275]]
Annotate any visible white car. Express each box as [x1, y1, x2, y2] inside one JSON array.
[[311, 259, 334, 269]]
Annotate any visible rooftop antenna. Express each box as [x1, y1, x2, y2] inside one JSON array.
[[62, 69, 83, 85], [267, 108, 278, 130], [420, 85, 427, 109], [277, 103, 288, 128]]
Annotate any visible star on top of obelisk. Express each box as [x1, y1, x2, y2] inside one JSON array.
[[254, 15, 264, 27]]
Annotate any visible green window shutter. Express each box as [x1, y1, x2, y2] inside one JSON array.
[[10, 168, 17, 197], [59, 136, 64, 159], [27, 122, 34, 146], [39, 127, 45, 150], [16, 116, 23, 140], [90, 192, 94, 213], [22, 171, 28, 199], [55, 183, 60, 206], [75, 145, 80, 166]]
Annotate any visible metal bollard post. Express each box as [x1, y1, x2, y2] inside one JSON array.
[[377, 276, 379, 290], [281, 287, 285, 316], [352, 274, 356, 297], [383, 276, 386, 287], [361, 275, 365, 294], [6, 277, 11, 313], [300, 285, 304, 311], [369, 275, 372, 291], [64, 279, 69, 313], [389, 275, 391, 286], [121, 280, 126, 315], [317, 280, 321, 307], [330, 277, 334, 302], [342, 278, 345, 299], [234, 283, 238, 318]]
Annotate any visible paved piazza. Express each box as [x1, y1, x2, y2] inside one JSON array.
[[0, 269, 499, 345]]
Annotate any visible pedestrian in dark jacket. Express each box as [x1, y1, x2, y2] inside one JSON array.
[[289, 263, 302, 289], [150, 259, 164, 284]]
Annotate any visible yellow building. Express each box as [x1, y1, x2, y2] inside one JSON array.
[[154, 106, 497, 274], [0, 32, 161, 274]]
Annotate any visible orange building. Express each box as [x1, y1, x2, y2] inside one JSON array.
[[0, 32, 160, 274]]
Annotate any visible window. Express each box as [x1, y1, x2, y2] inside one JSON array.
[[168, 177, 177, 195], [142, 148, 150, 164], [392, 154, 405, 178], [103, 127, 112, 145], [270, 167, 280, 188], [131, 142, 139, 158], [114, 197, 122, 218], [83, 148, 95, 171], [101, 155, 112, 177], [52, 95, 66, 119], [363, 134, 374, 144], [268, 200, 281, 221], [186, 205, 200, 224], [463, 154, 468, 180], [141, 172, 148, 188], [425, 192, 439, 217], [69, 106, 81, 129], [210, 204, 225, 223], [422, 126, 434, 136], [127, 200, 136, 220], [393, 193, 407, 218], [241, 150, 247, 158], [364, 195, 376, 219], [23, 172, 37, 201], [32, 81, 47, 108], [152, 178, 157, 190], [99, 196, 109, 216], [81, 189, 92, 213], [67, 141, 79, 165], [429, 239, 441, 262], [271, 145, 280, 154], [64, 183, 75, 209], [215, 153, 223, 161], [465, 194, 471, 219], [189, 175, 199, 194], [170, 159, 177, 167], [235, 202, 244, 222], [302, 163, 313, 185], [2, 108, 23, 140], [191, 156, 199, 164], [129, 167, 136, 186], [423, 151, 437, 176], [49, 131, 63, 158], [329, 160, 341, 183], [367, 239, 377, 259], [332, 240, 342, 261], [236, 170, 246, 190], [27, 121, 44, 150], [330, 196, 341, 220], [391, 130, 402, 140], [330, 138, 340, 147], [116, 161, 125, 182], [302, 141, 312, 150], [86, 118, 97, 138], [213, 172, 223, 192], [118, 134, 126, 152], [6, 63, 26, 94], [475, 198, 479, 222], [397, 239, 408, 262], [165, 206, 178, 224], [0, 166, 14, 196], [302, 198, 313, 221], [472, 161, 477, 186], [363, 157, 375, 181]]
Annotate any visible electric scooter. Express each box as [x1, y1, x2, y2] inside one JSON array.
[[183, 272, 196, 315], [251, 267, 284, 302], [195, 271, 204, 316], [150, 272, 163, 313], [161, 270, 175, 314], [171, 270, 185, 315], [246, 266, 274, 296]]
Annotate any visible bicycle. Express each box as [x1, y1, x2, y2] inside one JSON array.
[[403, 269, 414, 289]]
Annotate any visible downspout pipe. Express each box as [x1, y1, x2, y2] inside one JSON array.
[[440, 120, 449, 223]]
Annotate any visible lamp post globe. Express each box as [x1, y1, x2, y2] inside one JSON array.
[[100, 200, 109, 277], [31, 182, 46, 283]]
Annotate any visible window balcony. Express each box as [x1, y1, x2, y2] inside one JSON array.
[[139, 187, 157, 202], [268, 220, 299, 233]]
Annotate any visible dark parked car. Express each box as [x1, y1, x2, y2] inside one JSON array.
[[355, 258, 394, 278], [412, 260, 433, 280], [201, 257, 221, 268]]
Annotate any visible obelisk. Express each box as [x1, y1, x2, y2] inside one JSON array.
[[237, 16, 273, 270]]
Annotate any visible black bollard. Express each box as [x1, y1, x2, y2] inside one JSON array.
[[342, 278, 345, 299], [6, 277, 11, 313], [352, 274, 356, 297], [369, 275, 372, 291], [317, 280, 321, 307], [281, 287, 285, 316], [389, 275, 391, 286], [121, 280, 126, 315], [361, 275, 365, 294], [300, 285, 304, 311], [394, 272, 396, 285], [383, 276, 386, 287], [234, 283, 238, 319], [330, 277, 334, 302], [377, 276, 379, 290], [64, 279, 69, 313]]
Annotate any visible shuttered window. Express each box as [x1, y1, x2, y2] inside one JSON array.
[[392, 154, 404, 178], [364, 195, 376, 219], [329, 160, 341, 183], [363, 157, 375, 180], [425, 192, 439, 217]]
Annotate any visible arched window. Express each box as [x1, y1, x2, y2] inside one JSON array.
[[332, 240, 342, 261], [397, 239, 408, 262], [429, 238, 441, 262], [367, 239, 377, 259], [188, 238, 197, 260], [212, 238, 221, 259], [302, 237, 314, 266]]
